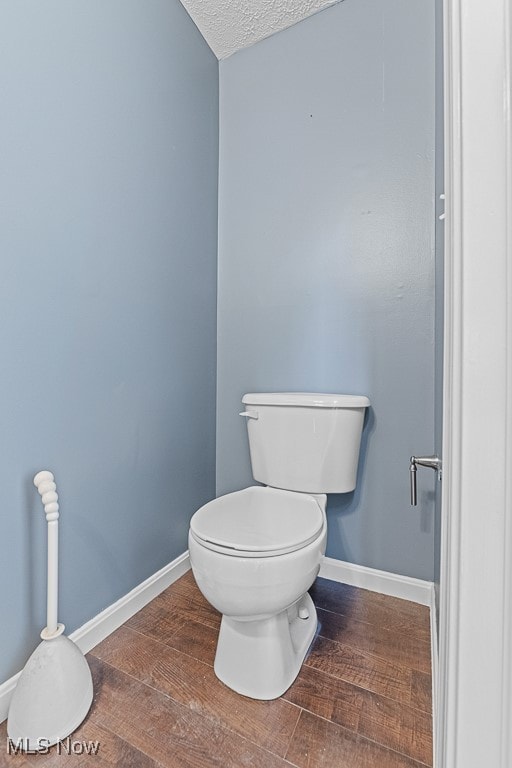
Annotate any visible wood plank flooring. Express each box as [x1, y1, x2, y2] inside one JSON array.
[[0, 570, 432, 767]]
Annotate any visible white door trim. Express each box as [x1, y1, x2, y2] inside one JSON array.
[[439, 1, 512, 766]]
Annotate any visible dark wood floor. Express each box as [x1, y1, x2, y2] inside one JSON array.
[[0, 570, 432, 767]]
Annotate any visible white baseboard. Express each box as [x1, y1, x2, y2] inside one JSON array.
[[319, 555, 434, 606], [70, 551, 190, 655], [0, 551, 191, 724]]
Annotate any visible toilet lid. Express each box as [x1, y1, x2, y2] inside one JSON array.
[[190, 486, 325, 556]]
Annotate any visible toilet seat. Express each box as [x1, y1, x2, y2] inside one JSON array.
[[190, 486, 325, 558]]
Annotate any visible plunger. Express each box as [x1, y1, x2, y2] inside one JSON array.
[[7, 471, 93, 751]]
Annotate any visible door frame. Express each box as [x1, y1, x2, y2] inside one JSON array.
[[438, 1, 512, 766]]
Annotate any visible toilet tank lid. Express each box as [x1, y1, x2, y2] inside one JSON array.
[[242, 392, 370, 408]]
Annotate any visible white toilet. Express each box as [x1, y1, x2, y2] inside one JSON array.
[[188, 392, 370, 700]]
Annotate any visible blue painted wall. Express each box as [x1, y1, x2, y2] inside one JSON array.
[[0, 0, 218, 683], [217, 0, 436, 580]]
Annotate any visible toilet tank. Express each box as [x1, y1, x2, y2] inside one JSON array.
[[241, 392, 370, 494]]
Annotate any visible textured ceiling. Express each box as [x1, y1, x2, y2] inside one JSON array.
[[179, 0, 341, 59]]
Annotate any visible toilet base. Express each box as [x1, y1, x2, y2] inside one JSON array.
[[213, 592, 317, 700]]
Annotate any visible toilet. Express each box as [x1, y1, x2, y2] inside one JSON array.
[[188, 392, 370, 700]]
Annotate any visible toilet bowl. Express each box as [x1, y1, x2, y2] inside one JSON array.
[[189, 486, 327, 619], [189, 392, 369, 700], [189, 486, 327, 699]]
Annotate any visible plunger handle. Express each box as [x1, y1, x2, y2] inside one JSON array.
[[33, 471, 60, 637]]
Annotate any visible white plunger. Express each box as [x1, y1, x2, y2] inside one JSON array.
[[7, 471, 93, 751]]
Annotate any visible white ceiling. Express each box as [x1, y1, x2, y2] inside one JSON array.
[[179, 0, 342, 60]]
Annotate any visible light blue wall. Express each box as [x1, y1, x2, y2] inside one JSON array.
[[0, 0, 218, 683], [217, 0, 436, 580]]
